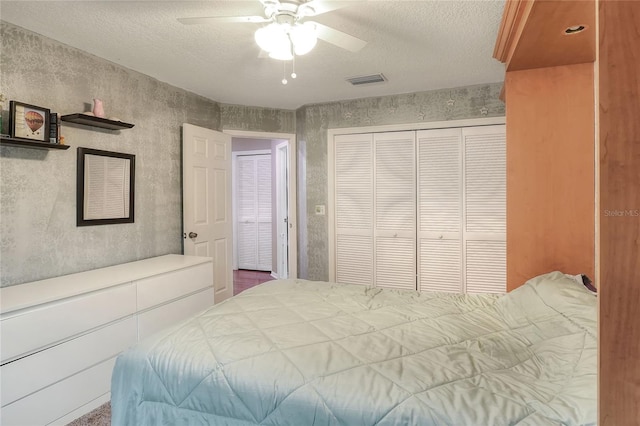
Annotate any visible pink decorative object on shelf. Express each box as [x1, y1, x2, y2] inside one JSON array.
[[92, 98, 105, 118]]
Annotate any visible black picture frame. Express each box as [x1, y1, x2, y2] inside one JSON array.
[[9, 101, 51, 142], [77, 147, 135, 226]]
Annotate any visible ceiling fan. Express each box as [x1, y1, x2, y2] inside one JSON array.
[[177, 0, 367, 61]]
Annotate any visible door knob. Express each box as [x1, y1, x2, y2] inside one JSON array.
[[188, 232, 198, 238]]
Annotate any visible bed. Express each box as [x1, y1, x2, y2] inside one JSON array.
[[111, 271, 597, 425]]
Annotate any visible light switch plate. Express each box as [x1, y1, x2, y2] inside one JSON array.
[[315, 205, 326, 215]]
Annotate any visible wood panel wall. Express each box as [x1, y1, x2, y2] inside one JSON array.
[[505, 63, 595, 290], [598, 1, 640, 424]]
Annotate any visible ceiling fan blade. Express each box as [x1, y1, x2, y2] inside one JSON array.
[[313, 22, 367, 52], [298, 0, 364, 17], [177, 16, 269, 25]]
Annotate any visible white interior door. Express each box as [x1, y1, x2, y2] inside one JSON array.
[[417, 128, 463, 293], [334, 133, 374, 286], [256, 156, 272, 271], [374, 131, 417, 290], [237, 154, 272, 271], [237, 155, 258, 269], [182, 123, 233, 303], [276, 141, 289, 279], [462, 125, 506, 293], [333, 132, 416, 289]]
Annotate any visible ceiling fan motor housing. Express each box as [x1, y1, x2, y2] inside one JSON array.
[[262, 0, 316, 21]]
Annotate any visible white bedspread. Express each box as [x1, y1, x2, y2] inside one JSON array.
[[111, 271, 597, 425]]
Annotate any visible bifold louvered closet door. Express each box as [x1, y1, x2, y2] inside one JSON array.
[[462, 126, 506, 293], [334, 132, 416, 289], [237, 154, 272, 271], [333, 124, 505, 293], [374, 132, 416, 290], [417, 128, 463, 292], [335, 134, 374, 286]]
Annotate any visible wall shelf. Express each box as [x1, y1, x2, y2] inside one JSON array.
[[0, 137, 70, 150], [60, 114, 134, 130]]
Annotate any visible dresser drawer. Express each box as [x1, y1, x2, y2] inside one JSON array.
[[138, 287, 214, 340], [1, 316, 136, 406], [0, 356, 117, 426], [136, 262, 212, 311], [0, 283, 136, 363]]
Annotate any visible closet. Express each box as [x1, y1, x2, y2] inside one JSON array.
[[236, 154, 272, 271], [332, 124, 505, 293]]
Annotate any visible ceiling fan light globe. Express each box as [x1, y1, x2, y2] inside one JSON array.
[[293, 38, 316, 55], [255, 23, 289, 53], [269, 48, 294, 61], [255, 25, 273, 51], [290, 22, 317, 55]]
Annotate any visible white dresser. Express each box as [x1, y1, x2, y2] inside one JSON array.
[[0, 254, 214, 425]]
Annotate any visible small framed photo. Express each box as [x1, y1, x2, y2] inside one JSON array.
[[9, 101, 51, 142]]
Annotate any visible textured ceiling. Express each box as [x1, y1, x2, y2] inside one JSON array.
[[0, 0, 506, 110]]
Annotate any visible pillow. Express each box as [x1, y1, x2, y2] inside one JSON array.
[[497, 271, 597, 336]]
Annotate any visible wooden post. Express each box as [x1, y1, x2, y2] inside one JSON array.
[[598, 1, 640, 424]]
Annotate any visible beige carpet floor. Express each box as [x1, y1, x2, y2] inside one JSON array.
[[67, 402, 110, 426]]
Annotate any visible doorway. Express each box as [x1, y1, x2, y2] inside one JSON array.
[[227, 130, 297, 288], [234, 151, 272, 272], [275, 141, 289, 279]]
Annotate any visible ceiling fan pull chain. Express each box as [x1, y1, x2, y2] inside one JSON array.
[[282, 60, 288, 85], [291, 54, 297, 79]]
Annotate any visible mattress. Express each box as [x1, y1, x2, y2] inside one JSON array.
[[111, 271, 597, 425]]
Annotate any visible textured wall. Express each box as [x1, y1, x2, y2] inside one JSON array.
[[0, 23, 288, 286], [221, 104, 295, 134], [296, 84, 505, 281], [0, 22, 220, 286]]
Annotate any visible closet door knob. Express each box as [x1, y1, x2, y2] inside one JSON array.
[[188, 232, 198, 239]]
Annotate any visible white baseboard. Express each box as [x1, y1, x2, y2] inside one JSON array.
[[270, 272, 278, 279]]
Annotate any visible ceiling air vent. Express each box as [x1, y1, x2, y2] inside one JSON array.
[[346, 74, 387, 86]]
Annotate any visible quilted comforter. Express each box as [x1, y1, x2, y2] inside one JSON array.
[[111, 272, 597, 425]]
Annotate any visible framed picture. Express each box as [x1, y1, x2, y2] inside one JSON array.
[[77, 147, 135, 226], [9, 101, 51, 142]]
